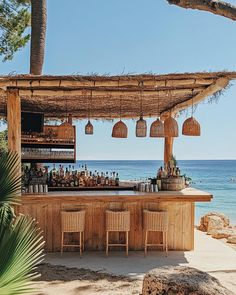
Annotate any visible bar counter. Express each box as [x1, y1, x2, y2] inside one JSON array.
[[16, 188, 212, 252]]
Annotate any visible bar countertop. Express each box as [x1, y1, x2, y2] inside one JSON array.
[[21, 187, 213, 202]]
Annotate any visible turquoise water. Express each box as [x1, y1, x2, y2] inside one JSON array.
[[52, 160, 236, 225]]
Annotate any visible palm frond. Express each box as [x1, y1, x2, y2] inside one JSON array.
[[0, 152, 21, 206], [0, 215, 45, 295]]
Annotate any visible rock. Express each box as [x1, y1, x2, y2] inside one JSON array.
[[227, 235, 236, 244], [207, 216, 224, 235], [198, 212, 230, 232], [142, 266, 233, 295], [211, 229, 234, 239]]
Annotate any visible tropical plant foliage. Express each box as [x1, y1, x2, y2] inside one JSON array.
[[0, 152, 44, 295], [0, 129, 8, 156], [0, 0, 30, 61]]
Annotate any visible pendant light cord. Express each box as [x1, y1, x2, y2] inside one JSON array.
[[140, 81, 144, 116], [191, 88, 194, 117], [89, 90, 93, 121]]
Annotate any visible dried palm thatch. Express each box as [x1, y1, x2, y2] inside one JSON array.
[[0, 71, 235, 120]]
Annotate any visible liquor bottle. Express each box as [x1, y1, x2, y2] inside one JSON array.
[[97, 172, 101, 186], [111, 172, 116, 186], [85, 164, 88, 177], [105, 172, 109, 186], [115, 173, 119, 186], [101, 172, 105, 186]]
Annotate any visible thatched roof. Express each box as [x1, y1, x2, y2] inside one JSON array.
[[0, 71, 236, 120]]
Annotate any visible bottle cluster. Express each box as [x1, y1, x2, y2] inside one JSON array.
[[157, 163, 181, 179], [49, 164, 120, 187]]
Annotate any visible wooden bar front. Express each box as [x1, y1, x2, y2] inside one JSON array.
[[16, 188, 212, 252]]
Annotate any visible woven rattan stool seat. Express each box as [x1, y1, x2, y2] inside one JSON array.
[[61, 210, 86, 257], [143, 210, 168, 256], [105, 210, 130, 256]]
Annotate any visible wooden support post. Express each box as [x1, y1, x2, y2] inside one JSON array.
[[7, 89, 21, 170], [164, 137, 174, 165]]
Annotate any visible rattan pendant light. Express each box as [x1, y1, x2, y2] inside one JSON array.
[[85, 91, 94, 135], [164, 91, 179, 137], [112, 97, 128, 138], [164, 116, 179, 137], [182, 89, 201, 136], [59, 97, 74, 139], [136, 83, 147, 137], [150, 90, 164, 137]]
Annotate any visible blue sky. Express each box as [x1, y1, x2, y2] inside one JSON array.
[[1, 0, 236, 160]]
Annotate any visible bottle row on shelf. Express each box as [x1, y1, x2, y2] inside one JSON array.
[[22, 164, 120, 189]]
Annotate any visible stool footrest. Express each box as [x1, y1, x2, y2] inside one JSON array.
[[62, 244, 81, 247], [146, 243, 164, 247], [108, 243, 127, 247]]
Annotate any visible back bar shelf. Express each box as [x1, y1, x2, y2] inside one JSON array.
[[21, 125, 76, 163]]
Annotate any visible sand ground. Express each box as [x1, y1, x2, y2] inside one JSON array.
[[33, 230, 236, 295]]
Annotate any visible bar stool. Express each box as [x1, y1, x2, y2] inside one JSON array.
[[61, 210, 85, 257], [105, 210, 130, 257], [143, 210, 168, 256]]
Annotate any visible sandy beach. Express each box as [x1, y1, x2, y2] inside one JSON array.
[[33, 230, 236, 295]]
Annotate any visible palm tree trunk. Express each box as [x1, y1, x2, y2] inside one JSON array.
[[30, 0, 47, 75]]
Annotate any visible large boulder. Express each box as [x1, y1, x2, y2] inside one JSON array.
[[227, 235, 236, 244], [142, 266, 233, 295], [211, 229, 235, 239], [198, 212, 230, 232], [207, 216, 224, 235]]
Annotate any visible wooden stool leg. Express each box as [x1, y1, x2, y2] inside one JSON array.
[[82, 231, 85, 251], [165, 231, 168, 256], [162, 231, 165, 251], [106, 231, 109, 256], [61, 232, 64, 256], [126, 231, 129, 257], [144, 230, 148, 257], [79, 232, 82, 258]]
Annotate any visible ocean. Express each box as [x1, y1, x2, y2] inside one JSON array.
[[52, 160, 236, 225]]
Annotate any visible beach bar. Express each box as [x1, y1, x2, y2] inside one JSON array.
[[1, 72, 235, 252]]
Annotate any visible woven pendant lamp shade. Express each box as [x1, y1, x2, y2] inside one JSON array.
[[112, 120, 128, 138], [182, 117, 201, 136], [150, 118, 164, 138], [164, 117, 179, 137], [136, 116, 147, 137], [85, 120, 94, 135], [58, 121, 74, 140]]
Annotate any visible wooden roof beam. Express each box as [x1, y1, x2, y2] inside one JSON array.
[[160, 77, 229, 119]]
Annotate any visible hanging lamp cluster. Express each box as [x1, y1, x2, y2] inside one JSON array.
[[79, 83, 201, 139]]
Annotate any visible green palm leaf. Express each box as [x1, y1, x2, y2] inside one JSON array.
[[0, 152, 45, 295]]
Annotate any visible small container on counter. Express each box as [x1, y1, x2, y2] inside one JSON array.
[[38, 184, 43, 194], [43, 184, 48, 194], [29, 185, 33, 194], [34, 185, 38, 194]]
